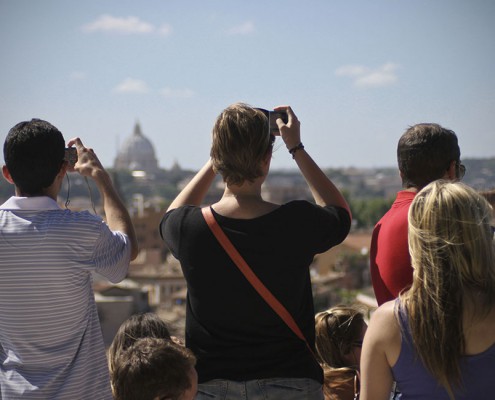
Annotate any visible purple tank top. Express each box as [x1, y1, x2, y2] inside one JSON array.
[[392, 300, 495, 399]]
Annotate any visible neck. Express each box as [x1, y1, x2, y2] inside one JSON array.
[[223, 178, 263, 200], [16, 189, 58, 201], [223, 188, 262, 202], [15, 179, 61, 201]]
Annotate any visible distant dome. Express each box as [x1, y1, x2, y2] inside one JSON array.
[[114, 122, 159, 175]]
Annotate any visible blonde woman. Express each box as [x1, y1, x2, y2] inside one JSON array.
[[315, 306, 367, 400], [361, 181, 495, 399]]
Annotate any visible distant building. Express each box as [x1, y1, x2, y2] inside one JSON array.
[[114, 122, 159, 176], [131, 208, 167, 254], [94, 278, 151, 347]]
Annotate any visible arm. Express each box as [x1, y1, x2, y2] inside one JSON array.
[[360, 301, 399, 400], [167, 159, 217, 212], [274, 106, 351, 217], [67, 137, 139, 260]]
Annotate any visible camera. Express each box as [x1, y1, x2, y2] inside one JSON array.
[[64, 147, 78, 166], [268, 111, 288, 133], [256, 108, 289, 133]]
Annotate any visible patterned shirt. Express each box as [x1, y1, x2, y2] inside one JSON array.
[[0, 196, 131, 399]]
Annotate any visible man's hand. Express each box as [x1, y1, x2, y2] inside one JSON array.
[[67, 137, 106, 179]]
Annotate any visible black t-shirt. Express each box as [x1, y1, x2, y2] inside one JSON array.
[[160, 200, 351, 383]]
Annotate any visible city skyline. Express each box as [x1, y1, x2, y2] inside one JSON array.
[[1, 0, 494, 170]]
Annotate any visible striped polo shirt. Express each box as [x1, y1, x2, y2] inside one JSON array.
[[0, 196, 131, 399]]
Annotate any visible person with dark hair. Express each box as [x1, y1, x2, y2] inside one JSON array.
[[108, 312, 173, 394], [315, 306, 367, 400], [112, 337, 197, 400], [369, 123, 463, 305], [361, 181, 495, 399], [0, 119, 138, 399], [160, 103, 351, 399]]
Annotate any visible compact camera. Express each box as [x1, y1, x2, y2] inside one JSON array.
[[256, 108, 289, 133], [268, 111, 288, 133], [64, 147, 78, 166]]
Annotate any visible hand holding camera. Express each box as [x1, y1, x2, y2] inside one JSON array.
[[66, 137, 107, 180], [256, 108, 289, 134], [273, 106, 301, 151]]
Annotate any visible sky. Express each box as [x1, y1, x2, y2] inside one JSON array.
[[1, 0, 494, 171]]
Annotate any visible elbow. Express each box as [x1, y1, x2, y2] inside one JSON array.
[[345, 206, 353, 224], [129, 245, 140, 261], [336, 209, 352, 244]]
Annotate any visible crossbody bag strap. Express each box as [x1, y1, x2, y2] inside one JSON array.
[[202, 206, 315, 356]]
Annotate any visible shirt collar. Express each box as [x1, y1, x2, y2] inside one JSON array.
[[0, 196, 62, 211], [397, 190, 417, 200]]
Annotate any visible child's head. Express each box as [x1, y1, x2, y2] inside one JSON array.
[[112, 337, 197, 400], [315, 305, 367, 369], [108, 313, 172, 377]]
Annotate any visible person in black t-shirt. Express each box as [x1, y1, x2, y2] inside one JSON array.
[[160, 103, 351, 400]]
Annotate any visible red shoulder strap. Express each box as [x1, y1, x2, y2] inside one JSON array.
[[202, 206, 314, 355]]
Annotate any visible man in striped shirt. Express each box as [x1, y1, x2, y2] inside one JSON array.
[[0, 119, 138, 399]]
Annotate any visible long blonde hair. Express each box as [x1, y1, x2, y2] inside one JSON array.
[[403, 180, 495, 397]]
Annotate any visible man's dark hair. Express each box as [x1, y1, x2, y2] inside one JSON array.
[[113, 338, 196, 400], [3, 119, 65, 196], [397, 123, 460, 189]]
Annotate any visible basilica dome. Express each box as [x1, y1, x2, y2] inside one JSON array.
[[114, 122, 159, 175]]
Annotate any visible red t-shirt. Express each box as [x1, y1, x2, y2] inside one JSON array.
[[369, 191, 416, 305]]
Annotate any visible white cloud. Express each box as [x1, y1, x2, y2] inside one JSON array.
[[70, 71, 86, 80], [82, 15, 172, 36], [114, 78, 150, 94], [160, 87, 196, 99], [335, 65, 369, 77], [335, 62, 399, 88], [158, 23, 173, 37], [227, 21, 255, 35]]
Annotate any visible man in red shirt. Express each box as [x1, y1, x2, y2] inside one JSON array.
[[370, 123, 464, 305]]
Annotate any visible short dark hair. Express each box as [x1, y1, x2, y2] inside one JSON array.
[[112, 338, 196, 400], [397, 123, 460, 189], [3, 119, 65, 195]]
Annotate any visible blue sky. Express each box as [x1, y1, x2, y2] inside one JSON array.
[[1, 0, 494, 170]]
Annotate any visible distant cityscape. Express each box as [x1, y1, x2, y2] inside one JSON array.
[[2, 122, 494, 343]]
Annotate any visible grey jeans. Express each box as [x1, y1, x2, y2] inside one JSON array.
[[195, 378, 324, 400]]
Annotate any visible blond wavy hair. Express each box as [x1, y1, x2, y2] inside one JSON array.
[[403, 180, 495, 398]]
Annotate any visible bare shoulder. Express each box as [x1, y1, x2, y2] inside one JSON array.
[[360, 301, 400, 400], [366, 300, 402, 366], [369, 301, 398, 330]]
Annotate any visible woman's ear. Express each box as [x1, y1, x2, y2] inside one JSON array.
[[2, 165, 15, 184]]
